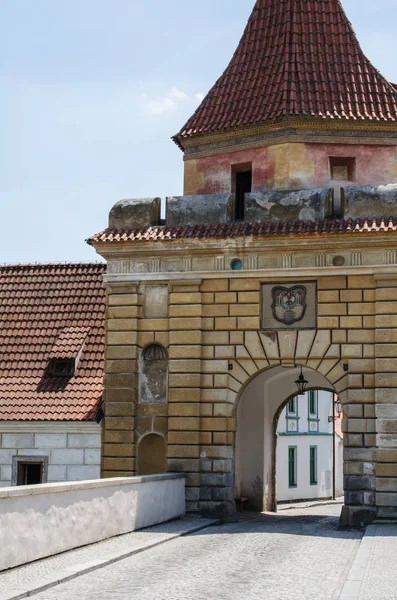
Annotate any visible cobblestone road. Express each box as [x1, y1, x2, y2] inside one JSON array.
[[34, 504, 362, 600]]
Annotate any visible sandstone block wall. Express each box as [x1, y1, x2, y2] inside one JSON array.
[[101, 273, 397, 522]]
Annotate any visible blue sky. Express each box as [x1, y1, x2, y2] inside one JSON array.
[[1, 0, 397, 263]]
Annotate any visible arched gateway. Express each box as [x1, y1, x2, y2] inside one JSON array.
[[236, 365, 336, 513], [88, 0, 397, 527]]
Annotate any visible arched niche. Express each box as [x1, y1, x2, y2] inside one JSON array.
[[137, 433, 167, 475], [139, 344, 168, 403]]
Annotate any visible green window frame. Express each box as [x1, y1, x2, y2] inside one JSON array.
[[287, 397, 297, 414], [310, 446, 318, 485], [308, 391, 318, 416], [288, 446, 297, 488]]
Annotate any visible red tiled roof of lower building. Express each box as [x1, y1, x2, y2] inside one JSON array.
[[49, 327, 91, 360], [88, 217, 397, 244], [0, 263, 106, 421], [174, 0, 397, 148]]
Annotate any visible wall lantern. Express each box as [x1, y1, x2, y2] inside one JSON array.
[[294, 366, 308, 396], [335, 399, 342, 417]]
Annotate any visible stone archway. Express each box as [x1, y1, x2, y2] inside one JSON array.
[[235, 365, 336, 512]]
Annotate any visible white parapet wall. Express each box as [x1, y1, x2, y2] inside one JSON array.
[[0, 473, 185, 571]]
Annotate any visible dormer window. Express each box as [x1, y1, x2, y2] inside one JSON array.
[[48, 326, 90, 378], [50, 359, 75, 377]]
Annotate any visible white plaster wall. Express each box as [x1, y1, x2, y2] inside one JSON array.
[[0, 422, 101, 487], [276, 435, 333, 501], [0, 473, 185, 571], [235, 374, 265, 506], [276, 391, 335, 501]]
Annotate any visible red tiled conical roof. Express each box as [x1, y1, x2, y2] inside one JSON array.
[[174, 0, 397, 148]]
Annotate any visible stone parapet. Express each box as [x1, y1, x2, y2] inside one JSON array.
[[342, 184, 397, 219]]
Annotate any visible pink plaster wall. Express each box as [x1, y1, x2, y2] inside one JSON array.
[[186, 143, 397, 195], [305, 143, 397, 188]]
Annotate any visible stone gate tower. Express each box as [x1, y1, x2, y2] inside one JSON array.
[[89, 0, 397, 525]]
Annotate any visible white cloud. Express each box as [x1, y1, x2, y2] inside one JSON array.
[[143, 87, 204, 116], [169, 87, 189, 101], [144, 87, 188, 115]]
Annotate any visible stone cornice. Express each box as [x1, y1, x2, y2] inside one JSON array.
[[182, 118, 397, 160], [98, 233, 397, 283], [94, 231, 397, 258], [104, 265, 397, 284]]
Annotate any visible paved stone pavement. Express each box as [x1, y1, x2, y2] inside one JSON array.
[[32, 503, 363, 600], [359, 524, 397, 600], [0, 516, 216, 599], [341, 523, 397, 600]]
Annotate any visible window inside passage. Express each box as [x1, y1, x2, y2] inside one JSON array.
[[308, 391, 317, 415], [288, 397, 297, 414], [288, 447, 297, 487], [310, 446, 318, 485]]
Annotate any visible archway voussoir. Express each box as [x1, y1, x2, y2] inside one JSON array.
[[277, 330, 297, 362], [236, 345, 251, 360], [309, 330, 331, 360], [295, 329, 316, 360], [259, 331, 279, 361], [254, 359, 270, 371], [228, 375, 243, 393], [327, 361, 347, 385], [244, 331, 267, 360], [227, 389, 238, 405], [317, 358, 339, 377], [324, 344, 341, 359], [334, 375, 349, 394], [228, 360, 250, 385], [306, 358, 321, 370], [237, 358, 259, 377]]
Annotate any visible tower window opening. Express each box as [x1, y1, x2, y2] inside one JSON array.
[[329, 157, 356, 181], [233, 167, 252, 220]]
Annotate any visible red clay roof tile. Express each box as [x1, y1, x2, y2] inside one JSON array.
[[0, 263, 106, 421], [88, 217, 397, 245], [174, 0, 397, 148], [49, 327, 91, 360]]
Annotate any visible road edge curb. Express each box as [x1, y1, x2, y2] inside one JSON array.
[[1, 519, 219, 600], [339, 524, 376, 600]]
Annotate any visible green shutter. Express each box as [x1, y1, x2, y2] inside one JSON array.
[[288, 397, 296, 414], [308, 391, 317, 415], [288, 446, 297, 487], [310, 446, 318, 485]]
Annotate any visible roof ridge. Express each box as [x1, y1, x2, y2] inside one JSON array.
[[174, 0, 397, 148], [88, 216, 397, 244], [0, 262, 106, 272]]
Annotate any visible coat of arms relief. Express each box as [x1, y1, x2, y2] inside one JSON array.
[[272, 286, 307, 325], [261, 282, 317, 330]]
